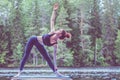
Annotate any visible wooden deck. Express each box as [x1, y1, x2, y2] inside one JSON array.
[[11, 77, 72, 80]]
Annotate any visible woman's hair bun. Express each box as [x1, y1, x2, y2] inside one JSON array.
[[65, 32, 71, 38], [59, 29, 71, 40]]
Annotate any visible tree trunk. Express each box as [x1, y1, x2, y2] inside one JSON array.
[[101, 0, 117, 66], [80, 8, 85, 54], [88, 0, 102, 66], [93, 39, 97, 66]]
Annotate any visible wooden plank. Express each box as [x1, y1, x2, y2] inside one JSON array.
[[23, 78, 71, 80], [11, 77, 72, 80]]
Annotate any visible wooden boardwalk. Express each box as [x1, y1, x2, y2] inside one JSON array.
[[24, 78, 70, 80], [11, 77, 72, 80], [1, 67, 120, 80]]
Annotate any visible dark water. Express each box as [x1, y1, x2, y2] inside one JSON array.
[[0, 67, 120, 80]]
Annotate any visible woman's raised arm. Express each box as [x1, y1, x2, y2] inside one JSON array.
[[50, 3, 59, 32]]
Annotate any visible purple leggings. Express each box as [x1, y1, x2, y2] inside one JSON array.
[[20, 36, 55, 72]]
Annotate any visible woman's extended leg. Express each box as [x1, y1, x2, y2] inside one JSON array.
[[14, 36, 37, 77], [20, 36, 36, 71]]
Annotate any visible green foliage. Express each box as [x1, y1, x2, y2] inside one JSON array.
[[97, 56, 109, 66], [57, 42, 73, 66], [0, 0, 120, 67], [0, 41, 8, 64], [56, 6, 69, 29], [0, 53, 6, 64], [0, 25, 9, 65], [12, 43, 23, 65], [114, 30, 120, 65]]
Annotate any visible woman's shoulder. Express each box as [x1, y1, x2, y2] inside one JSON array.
[[48, 31, 56, 36], [48, 31, 55, 34]]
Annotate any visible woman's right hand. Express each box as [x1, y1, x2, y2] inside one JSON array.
[[53, 3, 59, 11]]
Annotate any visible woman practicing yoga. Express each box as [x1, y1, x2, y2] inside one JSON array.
[[14, 3, 71, 77]]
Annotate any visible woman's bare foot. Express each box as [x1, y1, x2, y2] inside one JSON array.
[[55, 71, 65, 77]]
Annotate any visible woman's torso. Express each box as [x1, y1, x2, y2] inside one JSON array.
[[37, 33, 57, 46]]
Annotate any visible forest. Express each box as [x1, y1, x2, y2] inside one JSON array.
[[0, 0, 120, 68]]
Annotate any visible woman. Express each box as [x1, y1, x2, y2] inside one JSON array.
[[14, 3, 71, 77]]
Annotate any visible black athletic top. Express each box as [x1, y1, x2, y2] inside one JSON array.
[[42, 33, 57, 46]]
